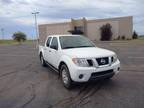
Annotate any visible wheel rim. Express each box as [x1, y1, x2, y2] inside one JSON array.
[[62, 68, 69, 85]]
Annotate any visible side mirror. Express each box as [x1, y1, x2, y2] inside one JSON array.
[[51, 45, 58, 50]]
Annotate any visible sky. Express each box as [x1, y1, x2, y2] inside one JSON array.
[[0, 0, 144, 39]]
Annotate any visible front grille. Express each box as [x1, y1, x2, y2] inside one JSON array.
[[96, 57, 109, 66], [91, 69, 113, 78]]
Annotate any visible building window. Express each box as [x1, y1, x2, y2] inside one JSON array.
[[74, 26, 83, 31], [68, 26, 84, 35]]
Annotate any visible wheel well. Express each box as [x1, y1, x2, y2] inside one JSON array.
[[58, 61, 72, 82], [39, 52, 42, 59], [58, 61, 66, 73]]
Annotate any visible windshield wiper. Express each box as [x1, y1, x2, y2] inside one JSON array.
[[63, 46, 77, 49], [77, 46, 94, 48], [63, 46, 94, 49]]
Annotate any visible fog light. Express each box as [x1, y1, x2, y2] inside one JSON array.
[[79, 74, 83, 79]]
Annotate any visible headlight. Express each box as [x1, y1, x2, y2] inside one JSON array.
[[72, 58, 89, 67], [111, 54, 117, 63]]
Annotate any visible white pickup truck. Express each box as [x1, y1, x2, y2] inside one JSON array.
[[39, 35, 120, 89]]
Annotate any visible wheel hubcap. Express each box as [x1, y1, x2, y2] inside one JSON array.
[[62, 69, 68, 84]]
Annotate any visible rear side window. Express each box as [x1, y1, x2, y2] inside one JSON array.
[[50, 37, 58, 50], [46, 37, 52, 47]]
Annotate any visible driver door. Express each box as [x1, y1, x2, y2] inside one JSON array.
[[43, 37, 52, 63], [49, 37, 59, 68]]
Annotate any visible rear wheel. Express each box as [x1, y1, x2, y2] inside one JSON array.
[[60, 64, 72, 89], [40, 54, 47, 67]]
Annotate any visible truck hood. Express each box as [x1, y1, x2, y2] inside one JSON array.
[[62, 47, 115, 58]]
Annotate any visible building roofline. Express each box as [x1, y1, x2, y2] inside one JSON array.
[[39, 22, 70, 26], [38, 16, 133, 26], [87, 16, 133, 23]]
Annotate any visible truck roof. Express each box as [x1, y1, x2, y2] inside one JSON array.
[[47, 34, 83, 37]]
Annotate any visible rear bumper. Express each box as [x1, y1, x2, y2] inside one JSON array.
[[69, 59, 120, 82]]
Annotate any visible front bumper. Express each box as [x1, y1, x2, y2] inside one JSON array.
[[69, 59, 120, 82]]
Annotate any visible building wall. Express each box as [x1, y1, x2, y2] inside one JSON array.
[[46, 23, 71, 35], [38, 16, 133, 42], [86, 16, 132, 40], [39, 22, 71, 42], [87, 20, 119, 40], [118, 16, 133, 39], [39, 25, 47, 43]]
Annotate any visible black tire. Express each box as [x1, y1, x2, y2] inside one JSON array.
[[60, 64, 73, 89], [40, 54, 47, 67]]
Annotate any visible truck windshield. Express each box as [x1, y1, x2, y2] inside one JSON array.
[[59, 36, 95, 49]]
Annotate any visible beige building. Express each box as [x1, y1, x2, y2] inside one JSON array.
[[39, 16, 133, 42]]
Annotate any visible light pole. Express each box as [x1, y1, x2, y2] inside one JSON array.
[[1, 28, 4, 40], [32, 12, 39, 47]]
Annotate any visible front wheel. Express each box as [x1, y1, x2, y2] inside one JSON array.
[[60, 64, 73, 89], [40, 54, 47, 67]]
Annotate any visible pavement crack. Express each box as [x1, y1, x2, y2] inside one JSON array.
[[21, 83, 36, 108], [48, 81, 103, 108], [74, 82, 102, 107], [0, 71, 18, 78], [0, 63, 33, 79]]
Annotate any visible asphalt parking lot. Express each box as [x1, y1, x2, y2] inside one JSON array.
[[0, 41, 144, 108]]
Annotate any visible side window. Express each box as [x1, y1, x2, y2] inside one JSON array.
[[50, 37, 58, 50], [46, 37, 52, 47]]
